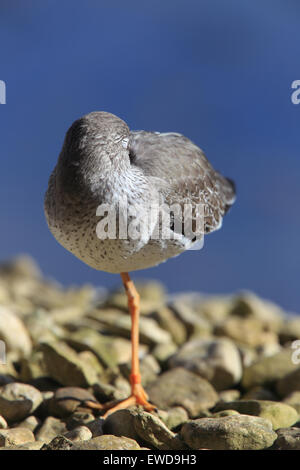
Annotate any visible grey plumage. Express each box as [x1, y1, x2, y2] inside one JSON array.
[[44, 111, 235, 273]]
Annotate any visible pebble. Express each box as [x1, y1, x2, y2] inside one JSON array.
[[146, 367, 218, 417], [168, 298, 212, 337], [242, 348, 298, 389], [0, 428, 35, 447], [104, 408, 184, 450], [0, 416, 7, 429], [66, 411, 95, 430], [215, 316, 278, 348], [47, 386, 99, 418], [181, 414, 277, 450], [273, 427, 300, 450], [41, 435, 74, 450], [17, 415, 40, 432], [168, 338, 242, 390], [149, 306, 187, 345], [152, 342, 178, 364], [64, 426, 92, 442], [86, 418, 104, 437], [229, 292, 284, 331], [0, 382, 42, 423], [40, 341, 99, 387], [66, 327, 118, 369], [218, 389, 241, 403], [0, 441, 44, 450], [36, 416, 67, 443], [73, 434, 141, 450], [214, 400, 299, 430], [159, 407, 189, 431], [88, 309, 172, 345], [0, 306, 32, 357]]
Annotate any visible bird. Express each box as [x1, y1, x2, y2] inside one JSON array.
[[44, 111, 236, 416]]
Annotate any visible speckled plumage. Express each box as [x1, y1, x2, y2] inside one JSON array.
[[44, 111, 235, 273]]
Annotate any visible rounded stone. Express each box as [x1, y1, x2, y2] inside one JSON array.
[[181, 414, 277, 450], [48, 386, 98, 418], [146, 368, 218, 418], [64, 426, 92, 442], [73, 434, 140, 450], [168, 338, 242, 390], [0, 306, 32, 357], [213, 400, 299, 430], [0, 382, 42, 423], [0, 428, 35, 447], [242, 348, 299, 390]]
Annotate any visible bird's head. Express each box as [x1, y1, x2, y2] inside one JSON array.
[[56, 111, 131, 192]]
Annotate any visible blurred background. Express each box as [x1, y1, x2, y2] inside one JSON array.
[[0, 0, 299, 311]]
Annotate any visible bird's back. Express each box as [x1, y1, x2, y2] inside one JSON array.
[[128, 131, 236, 234]]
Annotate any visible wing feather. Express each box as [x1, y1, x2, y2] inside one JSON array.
[[128, 131, 236, 235]]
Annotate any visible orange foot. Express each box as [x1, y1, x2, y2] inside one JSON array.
[[84, 384, 156, 418]]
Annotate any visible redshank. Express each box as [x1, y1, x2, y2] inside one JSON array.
[[44, 111, 235, 416]]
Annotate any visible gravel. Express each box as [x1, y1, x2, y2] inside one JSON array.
[[0, 255, 299, 450]]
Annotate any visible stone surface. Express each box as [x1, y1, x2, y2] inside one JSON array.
[[273, 427, 300, 450], [160, 407, 189, 431], [193, 295, 233, 324], [0, 441, 44, 450], [36, 416, 67, 443], [168, 298, 212, 337], [214, 400, 299, 430], [168, 338, 242, 390], [242, 348, 298, 390], [73, 434, 140, 450], [104, 408, 184, 450], [152, 342, 178, 364], [218, 389, 241, 403], [40, 341, 98, 387], [0, 428, 35, 447], [229, 292, 284, 330], [41, 435, 74, 450], [149, 306, 187, 345], [18, 415, 40, 432], [131, 409, 185, 450], [66, 411, 95, 430], [146, 368, 218, 417], [0, 382, 42, 423], [48, 386, 99, 418], [181, 414, 277, 450], [0, 306, 32, 357], [0, 416, 7, 429], [86, 418, 104, 437], [215, 316, 278, 347], [64, 425, 92, 442], [19, 351, 48, 382], [88, 309, 171, 345], [66, 327, 117, 369]]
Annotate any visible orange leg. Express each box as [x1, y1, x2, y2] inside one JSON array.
[[85, 273, 156, 418]]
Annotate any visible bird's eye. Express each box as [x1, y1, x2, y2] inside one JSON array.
[[121, 137, 129, 149]]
